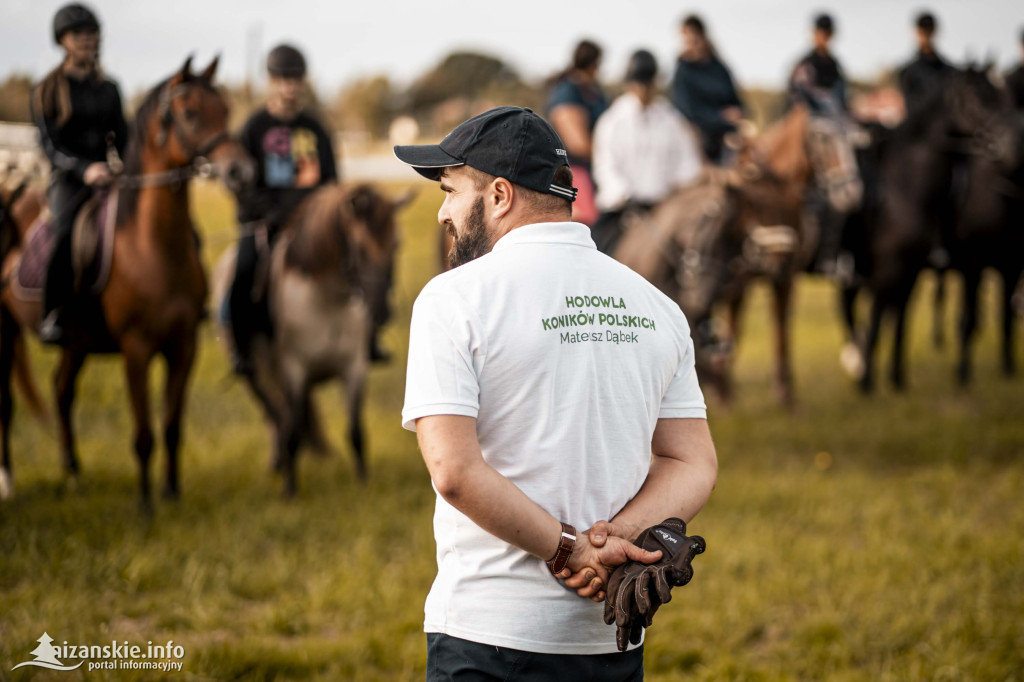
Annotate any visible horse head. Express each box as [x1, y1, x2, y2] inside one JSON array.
[[138, 55, 254, 193], [944, 65, 1017, 170], [804, 114, 864, 214]]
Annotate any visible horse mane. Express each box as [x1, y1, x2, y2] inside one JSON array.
[[116, 76, 170, 220], [896, 73, 951, 141], [752, 105, 811, 181], [284, 185, 355, 276]]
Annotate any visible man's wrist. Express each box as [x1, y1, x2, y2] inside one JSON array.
[[546, 522, 577, 575]]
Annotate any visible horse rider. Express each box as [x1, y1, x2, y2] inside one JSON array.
[[670, 14, 746, 165], [787, 13, 853, 277], [227, 44, 338, 376], [546, 40, 609, 227], [898, 11, 954, 115], [32, 3, 127, 344], [1007, 29, 1024, 113], [787, 13, 848, 116], [592, 50, 703, 255]]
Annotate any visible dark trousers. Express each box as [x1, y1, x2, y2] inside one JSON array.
[[227, 229, 272, 360], [426, 633, 643, 682], [43, 174, 89, 319], [593, 204, 655, 256]]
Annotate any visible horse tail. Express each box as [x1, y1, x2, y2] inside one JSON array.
[[13, 336, 46, 423]]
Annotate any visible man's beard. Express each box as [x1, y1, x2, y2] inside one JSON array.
[[447, 197, 492, 268]]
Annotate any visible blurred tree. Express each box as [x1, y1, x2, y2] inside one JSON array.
[[0, 74, 34, 122], [333, 75, 394, 139], [408, 52, 523, 112]]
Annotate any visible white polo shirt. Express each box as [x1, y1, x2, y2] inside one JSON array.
[[593, 92, 703, 212], [402, 221, 706, 655]]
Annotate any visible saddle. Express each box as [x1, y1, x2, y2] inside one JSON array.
[[13, 190, 117, 300]]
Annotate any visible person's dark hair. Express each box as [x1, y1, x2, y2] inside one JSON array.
[[681, 14, 718, 58], [572, 40, 602, 72], [625, 50, 658, 85], [915, 12, 937, 32], [522, 164, 574, 215], [814, 13, 835, 33], [451, 165, 575, 217]]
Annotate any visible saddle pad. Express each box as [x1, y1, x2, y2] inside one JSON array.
[[14, 191, 116, 300]]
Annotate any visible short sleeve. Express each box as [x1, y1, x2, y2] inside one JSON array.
[[547, 80, 584, 112], [659, 320, 707, 419], [401, 283, 484, 431]]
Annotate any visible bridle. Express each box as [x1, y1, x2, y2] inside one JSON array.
[[117, 80, 232, 189]]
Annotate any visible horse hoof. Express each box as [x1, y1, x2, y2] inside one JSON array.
[[161, 487, 180, 501], [840, 343, 865, 381], [0, 469, 13, 500], [65, 474, 80, 493]]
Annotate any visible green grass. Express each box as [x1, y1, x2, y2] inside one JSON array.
[[1, 181, 1022, 681]]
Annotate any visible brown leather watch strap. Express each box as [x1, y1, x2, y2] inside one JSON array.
[[546, 522, 577, 575]]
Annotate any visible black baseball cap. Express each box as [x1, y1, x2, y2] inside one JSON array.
[[393, 106, 577, 202]]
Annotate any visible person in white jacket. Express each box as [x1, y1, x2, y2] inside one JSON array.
[[592, 49, 703, 254]]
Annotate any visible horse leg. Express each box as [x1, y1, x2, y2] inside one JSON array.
[[160, 335, 197, 500], [957, 268, 982, 387], [1002, 266, 1020, 377], [860, 293, 886, 394], [932, 269, 946, 349], [889, 291, 911, 391], [838, 283, 865, 380], [344, 369, 368, 482], [278, 356, 308, 498], [54, 347, 86, 480], [0, 308, 19, 499], [122, 334, 156, 513], [771, 277, 795, 407]]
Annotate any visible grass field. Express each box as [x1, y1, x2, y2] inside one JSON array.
[[1, 181, 1022, 681]]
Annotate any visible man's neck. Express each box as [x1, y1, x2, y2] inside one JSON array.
[[493, 212, 572, 241]]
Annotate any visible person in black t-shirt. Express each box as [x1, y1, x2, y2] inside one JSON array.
[[787, 13, 848, 115], [898, 12, 954, 114], [32, 3, 127, 344], [227, 43, 338, 375]]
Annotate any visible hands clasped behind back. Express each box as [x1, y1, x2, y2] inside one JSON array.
[[557, 522, 661, 602]]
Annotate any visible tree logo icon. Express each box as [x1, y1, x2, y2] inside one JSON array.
[[11, 632, 83, 671]]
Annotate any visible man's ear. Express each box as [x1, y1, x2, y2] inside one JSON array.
[[490, 177, 515, 220]]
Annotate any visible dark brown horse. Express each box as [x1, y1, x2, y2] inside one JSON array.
[[615, 104, 863, 405], [839, 66, 1019, 391], [0, 56, 252, 510], [213, 184, 411, 496]]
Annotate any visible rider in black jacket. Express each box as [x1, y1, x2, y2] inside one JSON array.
[[32, 3, 127, 344], [898, 12, 954, 115]]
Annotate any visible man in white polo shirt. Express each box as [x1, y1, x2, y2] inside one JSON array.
[[395, 106, 717, 681]]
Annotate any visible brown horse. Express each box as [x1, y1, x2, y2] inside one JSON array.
[[615, 104, 863, 405], [0, 56, 252, 510], [213, 183, 411, 496]]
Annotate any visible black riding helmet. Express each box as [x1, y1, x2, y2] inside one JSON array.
[[266, 44, 307, 79], [625, 49, 658, 85], [53, 3, 100, 45]]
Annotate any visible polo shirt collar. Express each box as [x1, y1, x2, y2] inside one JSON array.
[[491, 221, 596, 252]]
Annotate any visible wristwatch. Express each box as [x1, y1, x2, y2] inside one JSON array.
[[547, 522, 577, 575]]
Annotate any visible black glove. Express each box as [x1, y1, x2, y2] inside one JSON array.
[[603, 518, 706, 651]]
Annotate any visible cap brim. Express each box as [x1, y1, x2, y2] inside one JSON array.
[[393, 144, 463, 180]]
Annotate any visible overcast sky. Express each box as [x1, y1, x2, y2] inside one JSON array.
[[1, 0, 1021, 98]]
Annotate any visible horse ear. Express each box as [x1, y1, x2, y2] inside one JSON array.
[[180, 54, 195, 81], [200, 54, 220, 82], [392, 187, 416, 210]]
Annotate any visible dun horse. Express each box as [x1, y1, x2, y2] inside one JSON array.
[[0, 57, 252, 509], [214, 184, 411, 496], [615, 103, 863, 405]]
